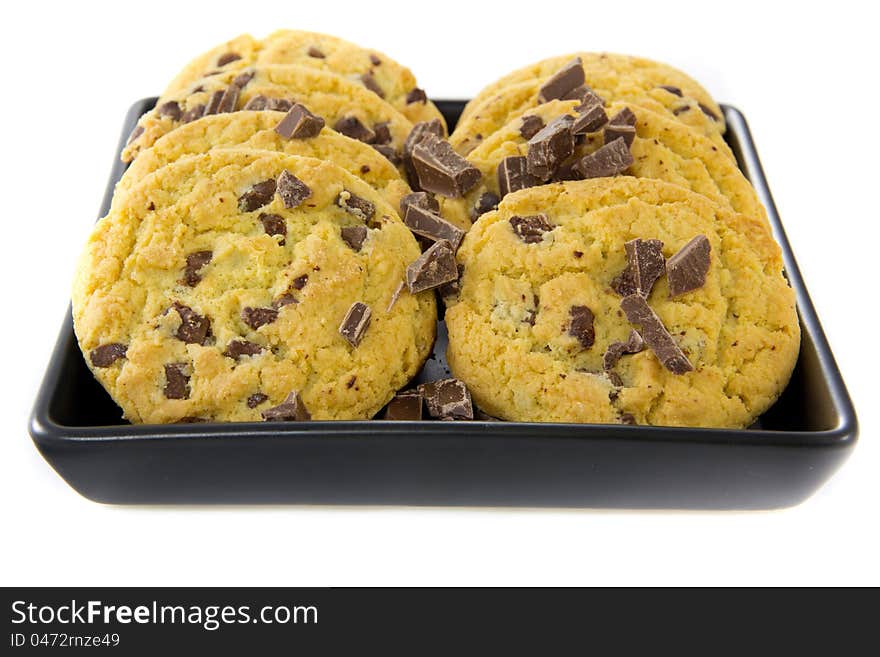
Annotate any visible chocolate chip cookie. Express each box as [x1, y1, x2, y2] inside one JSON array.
[[74, 149, 436, 423], [444, 177, 799, 427]]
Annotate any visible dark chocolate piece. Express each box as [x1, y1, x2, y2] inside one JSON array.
[[405, 240, 458, 293], [411, 134, 481, 198], [698, 103, 720, 121], [604, 123, 636, 147], [573, 138, 634, 178], [172, 303, 211, 345], [561, 84, 594, 103], [360, 72, 385, 98], [217, 85, 240, 113], [400, 191, 439, 216], [157, 101, 182, 121], [568, 305, 596, 349], [403, 204, 465, 251], [261, 391, 311, 421], [519, 114, 545, 140], [369, 54, 382, 66], [216, 52, 241, 66], [406, 88, 427, 104], [372, 144, 401, 164], [333, 115, 376, 143], [472, 191, 500, 219], [437, 263, 464, 299], [203, 90, 225, 116], [183, 250, 212, 286], [497, 156, 540, 197], [620, 295, 693, 374], [259, 213, 287, 243], [241, 306, 278, 330], [223, 339, 264, 360], [292, 274, 309, 290], [238, 178, 277, 212], [163, 363, 190, 399], [372, 121, 392, 145], [274, 103, 325, 139], [658, 85, 683, 97], [527, 114, 575, 180], [384, 391, 423, 420], [420, 378, 473, 420], [276, 170, 312, 208], [386, 280, 406, 312], [572, 100, 608, 135], [338, 302, 373, 347], [90, 343, 127, 368], [608, 107, 637, 127], [667, 235, 711, 297], [603, 329, 645, 371], [232, 70, 255, 88], [340, 225, 368, 251], [307, 46, 325, 58], [266, 98, 293, 112], [247, 393, 269, 408], [273, 293, 298, 309], [336, 190, 375, 221], [403, 120, 445, 189], [509, 214, 555, 244], [126, 125, 144, 145], [611, 238, 665, 298], [537, 57, 585, 103], [242, 95, 269, 110], [181, 104, 206, 123]]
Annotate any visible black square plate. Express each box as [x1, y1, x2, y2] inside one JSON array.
[[29, 99, 858, 508]]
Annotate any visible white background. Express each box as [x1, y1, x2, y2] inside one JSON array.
[[1, 0, 877, 586]]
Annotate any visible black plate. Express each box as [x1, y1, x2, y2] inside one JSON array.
[[29, 98, 858, 508]]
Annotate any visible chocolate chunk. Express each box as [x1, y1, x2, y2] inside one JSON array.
[[183, 250, 212, 286], [658, 85, 683, 97], [336, 190, 375, 221], [333, 115, 375, 142], [292, 274, 309, 290], [369, 54, 382, 66], [261, 391, 311, 421], [573, 138, 634, 179], [126, 125, 144, 145], [472, 191, 500, 219], [90, 343, 127, 368], [386, 280, 406, 311], [537, 57, 585, 103], [172, 303, 211, 345], [307, 46, 325, 58], [667, 235, 711, 298], [611, 238, 665, 298], [157, 101, 182, 121], [474, 408, 502, 422], [360, 72, 385, 98], [509, 214, 555, 244], [604, 123, 636, 147], [247, 393, 269, 408], [571, 102, 608, 135], [420, 378, 473, 420], [620, 412, 637, 425], [568, 305, 596, 349], [406, 240, 458, 293], [527, 114, 575, 180], [403, 120, 445, 189], [403, 204, 465, 251], [497, 156, 540, 197], [216, 52, 241, 66], [181, 104, 206, 123], [603, 329, 645, 371], [562, 85, 594, 103], [411, 134, 481, 198], [274, 103, 325, 139], [338, 301, 372, 347], [519, 114, 545, 140], [620, 295, 693, 374], [341, 225, 368, 251], [608, 107, 637, 127], [437, 263, 464, 299], [273, 293, 298, 309], [223, 339, 264, 360], [259, 213, 287, 243], [698, 103, 720, 121], [263, 98, 291, 112], [276, 170, 312, 208], [406, 87, 427, 104], [239, 179, 277, 212], [241, 306, 278, 330], [232, 70, 255, 88], [384, 391, 423, 420], [163, 363, 190, 400], [373, 144, 401, 164], [242, 95, 269, 110], [176, 416, 207, 423], [372, 121, 392, 145], [217, 85, 240, 113], [203, 89, 225, 116], [400, 191, 439, 216]]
